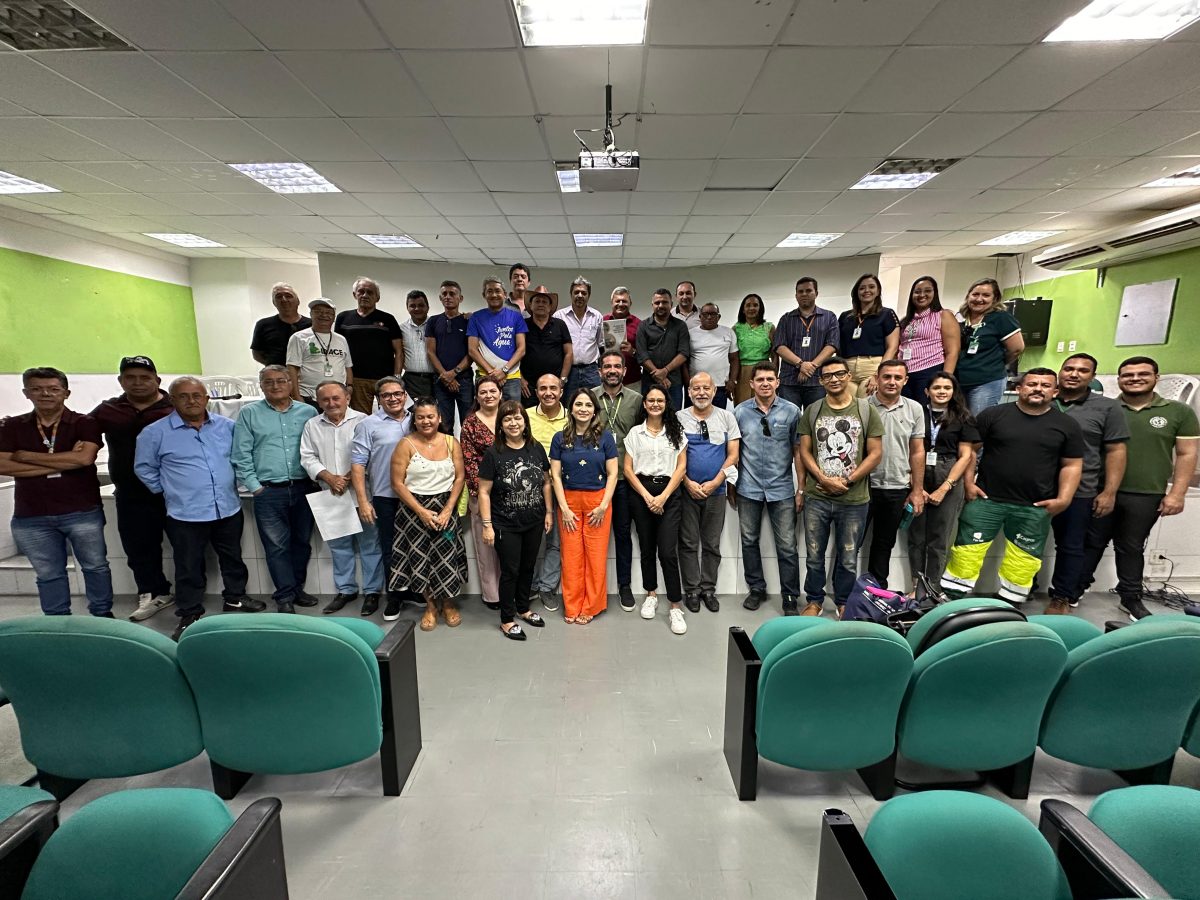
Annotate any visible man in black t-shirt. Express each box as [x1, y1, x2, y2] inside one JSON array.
[[942, 368, 1084, 604], [251, 282, 311, 367], [335, 276, 403, 413]]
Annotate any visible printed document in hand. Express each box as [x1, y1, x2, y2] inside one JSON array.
[[307, 490, 363, 542]]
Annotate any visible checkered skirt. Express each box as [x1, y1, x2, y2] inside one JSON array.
[[388, 490, 467, 599]]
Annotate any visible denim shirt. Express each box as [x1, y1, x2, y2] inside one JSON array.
[[734, 396, 802, 502]]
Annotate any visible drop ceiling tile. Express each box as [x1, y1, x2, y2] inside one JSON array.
[[636, 160, 713, 192], [1156, 85, 1200, 110], [309, 163, 412, 193], [152, 52, 328, 117], [568, 215, 627, 232], [64, 161, 196, 192], [356, 194, 439, 216], [65, 0, 259, 50], [711, 248, 765, 262], [494, 193, 565, 215], [363, 0, 517, 48], [390, 161, 486, 192], [758, 248, 814, 261], [897, 113, 1035, 158], [577, 247, 624, 260], [518, 233, 573, 249], [469, 233, 527, 248], [629, 192, 699, 215], [674, 233, 730, 247], [977, 111, 1134, 158], [173, 192, 294, 215], [636, 115, 736, 160], [806, 114, 935, 158], [424, 193, 502, 216], [322, 215, 393, 232], [849, 47, 1020, 113], [22, 193, 119, 217], [524, 47, 643, 116], [782, 0, 939, 45], [55, 119, 207, 161], [922, 157, 1041, 190], [802, 212, 876, 231], [222, 0, 387, 49], [877, 231, 950, 247], [148, 119, 290, 162], [506, 215, 567, 233], [996, 157, 1123, 189], [1007, 189, 1124, 214], [626, 214, 688, 232], [348, 119, 464, 161], [1057, 44, 1200, 110], [405, 233, 474, 249], [740, 215, 811, 233], [78, 193, 188, 217], [917, 0, 1083, 43], [754, 192, 836, 215], [0, 119, 127, 161], [1064, 113, 1200, 157], [624, 232, 675, 247], [36, 52, 228, 117], [385, 215, 456, 232], [953, 44, 1146, 113], [745, 48, 890, 114], [1069, 156, 1200, 189], [683, 215, 748, 233], [0, 56, 129, 116], [722, 114, 833, 159], [691, 190, 768, 215], [284, 193, 377, 215], [1077, 186, 1200, 211], [644, 48, 768, 114], [277, 52, 431, 115], [403, 50, 533, 116], [562, 193, 631, 215], [244, 118, 379, 161], [473, 161, 557, 192], [0, 97, 29, 116], [774, 158, 875, 192], [647, 0, 790, 44], [256, 214, 345, 233], [724, 232, 781, 247], [706, 160, 792, 191], [160, 162, 282, 193], [1159, 131, 1200, 154], [882, 190, 986, 216], [444, 118, 547, 161], [967, 189, 1049, 212]]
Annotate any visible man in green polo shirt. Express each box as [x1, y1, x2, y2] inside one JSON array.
[[1076, 355, 1199, 620]]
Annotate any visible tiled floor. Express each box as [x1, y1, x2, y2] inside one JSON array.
[[1, 589, 1197, 899]]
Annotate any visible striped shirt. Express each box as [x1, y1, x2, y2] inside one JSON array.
[[899, 308, 946, 372]]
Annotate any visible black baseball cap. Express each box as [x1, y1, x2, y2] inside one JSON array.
[[119, 355, 157, 373]]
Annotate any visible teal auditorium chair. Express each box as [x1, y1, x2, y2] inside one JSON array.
[[1041, 786, 1200, 900], [1185, 703, 1200, 760], [176, 614, 422, 798], [0, 788, 287, 900], [817, 791, 1171, 900], [1027, 615, 1104, 651], [1039, 619, 1200, 786], [0, 617, 204, 800], [724, 620, 913, 801], [893, 599, 1068, 798], [0, 786, 56, 900]]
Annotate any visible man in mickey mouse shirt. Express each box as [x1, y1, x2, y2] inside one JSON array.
[[797, 356, 884, 617]]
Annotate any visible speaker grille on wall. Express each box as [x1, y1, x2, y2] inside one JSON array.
[[1013, 297, 1052, 347]]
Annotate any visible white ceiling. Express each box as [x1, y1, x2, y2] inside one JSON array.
[[2, 0, 1200, 267]]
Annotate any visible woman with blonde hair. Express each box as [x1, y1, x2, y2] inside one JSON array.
[[954, 277, 1024, 415]]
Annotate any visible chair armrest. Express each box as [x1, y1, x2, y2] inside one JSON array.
[[815, 808, 896, 900], [1038, 799, 1169, 900], [0, 800, 58, 900], [723, 627, 761, 801], [375, 619, 413, 661], [0, 685, 9, 709], [176, 798, 289, 900], [375, 621, 421, 797]]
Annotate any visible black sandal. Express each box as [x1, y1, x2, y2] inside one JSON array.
[[501, 623, 526, 641], [482, 599, 501, 611], [519, 612, 545, 627]]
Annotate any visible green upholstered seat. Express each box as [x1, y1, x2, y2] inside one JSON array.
[[898, 621, 1067, 772], [1185, 703, 1200, 758], [1040, 619, 1200, 771], [1026, 615, 1103, 651], [756, 622, 912, 771], [0, 785, 54, 821], [751, 617, 832, 660], [324, 617, 386, 649], [176, 613, 383, 775], [864, 791, 1071, 900], [0, 617, 203, 779], [904, 597, 1020, 654], [1088, 785, 1200, 900], [21, 788, 233, 900]]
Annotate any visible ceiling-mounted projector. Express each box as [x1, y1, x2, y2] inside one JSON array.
[[579, 149, 639, 192]]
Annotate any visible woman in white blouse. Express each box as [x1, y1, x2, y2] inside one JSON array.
[[623, 385, 689, 635]]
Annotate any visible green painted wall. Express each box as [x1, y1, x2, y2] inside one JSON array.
[[1003, 244, 1200, 375], [0, 246, 200, 373]]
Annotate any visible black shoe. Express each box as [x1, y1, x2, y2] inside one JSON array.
[[293, 591, 319, 608], [782, 598, 800, 616], [1119, 596, 1152, 620], [743, 590, 765, 611], [361, 593, 380, 616], [501, 623, 527, 641], [684, 592, 701, 614], [383, 596, 402, 621], [223, 595, 267, 613], [482, 599, 501, 611], [94, 611, 115, 618], [277, 602, 296, 614], [171, 612, 203, 642], [702, 592, 720, 613], [403, 590, 425, 607], [619, 585, 636, 611], [323, 592, 357, 614]]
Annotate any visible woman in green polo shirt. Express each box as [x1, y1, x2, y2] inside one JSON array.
[[732, 293, 774, 405], [954, 278, 1024, 416]]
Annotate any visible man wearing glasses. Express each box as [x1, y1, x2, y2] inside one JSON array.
[[351, 376, 414, 619], [733, 362, 805, 613], [797, 357, 885, 617]]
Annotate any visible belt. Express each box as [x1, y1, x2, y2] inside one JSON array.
[[638, 474, 670, 485], [262, 479, 311, 488], [572, 362, 598, 369]]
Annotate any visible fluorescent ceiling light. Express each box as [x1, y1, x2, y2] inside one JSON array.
[[851, 158, 959, 190], [229, 162, 340, 194], [143, 233, 226, 248], [513, 0, 648, 46], [358, 234, 422, 248], [978, 230, 1063, 246], [0, 169, 60, 193], [1044, 0, 1200, 41], [1144, 164, 1200, 187], [574, 233, 623, 247], [777, 233, 844, 248], [556, 168, 580, 193]]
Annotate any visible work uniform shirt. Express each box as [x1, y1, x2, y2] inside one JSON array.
[[1117, 392, 1200, 495], [0, 409, 103, 517], [1054, 392, 1130, 498]]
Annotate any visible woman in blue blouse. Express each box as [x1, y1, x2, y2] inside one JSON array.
[[838, 273, 899, 398]]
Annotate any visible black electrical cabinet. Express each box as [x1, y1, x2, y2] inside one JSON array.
[[1009, 296, 1052, 347]]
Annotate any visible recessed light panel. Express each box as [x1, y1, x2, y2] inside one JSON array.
[[143, 233, 226, 248], [358, 234, 422, 248], [513, 0, 647, 46], [1044, 0, 1200, 41], [0, 169, 59, 193], [851, 158, 960, 190], [978, 230, 1063, 246], [556, 168, 581, 193], [574, 233, 623, 247], [1145, 164, 1200, 187], [0, 0, 131, 50], [229, 163, 340, 194], [777, 233, 844, 248]]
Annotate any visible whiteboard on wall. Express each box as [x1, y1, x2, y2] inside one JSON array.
[[1114, 278, 1177, 346]]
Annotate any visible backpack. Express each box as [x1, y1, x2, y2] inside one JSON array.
[[842, 573, 924, 635]]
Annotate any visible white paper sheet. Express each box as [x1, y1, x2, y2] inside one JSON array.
[[307, 489, 363, 542]]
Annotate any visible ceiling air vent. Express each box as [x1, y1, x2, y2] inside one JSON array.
[[1107, 219, 1200, 248], [0, 0, 130, 50]]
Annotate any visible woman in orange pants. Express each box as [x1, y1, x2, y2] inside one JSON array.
[[549, 389, 618, 624]]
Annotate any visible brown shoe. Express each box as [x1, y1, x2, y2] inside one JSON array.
[[442, 600, 462, 627], [801, 602, 824, 616], [1045, 597, 1071, 615], [420, 606, 437, 631]]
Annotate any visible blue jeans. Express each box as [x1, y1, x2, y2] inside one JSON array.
[[1049, 493, 1094, 604], [501, 378, 522, 403], [565, 363, 600, 399], [328, 518, 385, 595], [611, 479, 634, 586], [532, 506, 562, 593], [779, 383, 825, 410], [252, 482, 316, 605], [802, 496, 870, 608], [738, 496, 800, 599], [434, 373, 474, 434], [964, 377, 1007, 416], [12, 506, 113, 615]]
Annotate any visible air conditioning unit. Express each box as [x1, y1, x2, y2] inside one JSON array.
[[1032, 202, 1200, 271]]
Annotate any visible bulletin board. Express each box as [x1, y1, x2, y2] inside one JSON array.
[[1114, 278, 1177, 346]]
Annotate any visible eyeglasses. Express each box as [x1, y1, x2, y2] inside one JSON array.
[[819, 371, 850, 382], [761, 418, 772, 437], [25, 386, 65, 395], [379, 391, 407, 401]]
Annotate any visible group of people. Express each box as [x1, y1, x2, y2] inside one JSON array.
[[2, 267, 1196, 643]]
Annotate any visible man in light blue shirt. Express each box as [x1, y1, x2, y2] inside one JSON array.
[[732, 362, 804, 614], [350, 376, 413, 618], [135, 376, 264, 640], [231, 365, 319, 613]]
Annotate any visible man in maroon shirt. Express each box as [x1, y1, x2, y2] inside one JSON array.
[[91, 356, 175, 621], [0, 367, 113, 616], [603, 286, 642, 392]]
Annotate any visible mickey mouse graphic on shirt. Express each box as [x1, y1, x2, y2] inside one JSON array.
[[815, 413, 863, 480]]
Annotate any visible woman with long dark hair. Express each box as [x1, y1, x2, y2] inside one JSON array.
[[550, 388, 618, 624], [906, 372, 978, 588], [458, 378, 502, 611], [898, 275, 960, 404], [624, 385, 689, 634], [955, 278, 1024, 415], [838, 273, 899, 397], [478, 401, 553, 641], [732, 293, 775, 405]]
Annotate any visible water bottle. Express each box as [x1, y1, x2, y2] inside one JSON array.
[[899, 502, 915, 530]]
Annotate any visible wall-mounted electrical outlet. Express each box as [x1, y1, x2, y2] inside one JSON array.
[[1068, 340, 1077, 352], [1146, 555, 1170, 579], [1056, 341, 1065, 352]]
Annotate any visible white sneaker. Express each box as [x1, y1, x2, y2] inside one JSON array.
[[640, 594, 658, 619], [129, 592, 174, 622], [669, 608, 687, 635]]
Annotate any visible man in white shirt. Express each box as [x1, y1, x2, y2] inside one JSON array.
[[674, 280, 702, 328], [555, 275, 605, 398], [287, 298, 353, 405], [300, 380, 384, 614], [399, 289, 435, 401], [688, 303, 739, 409]]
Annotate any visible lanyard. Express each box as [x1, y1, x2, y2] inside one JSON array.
[[799, 312, 818, 335], [600, 392, 623, 423], [36, 418, 59, 453], [313, 331, 333, 358]]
